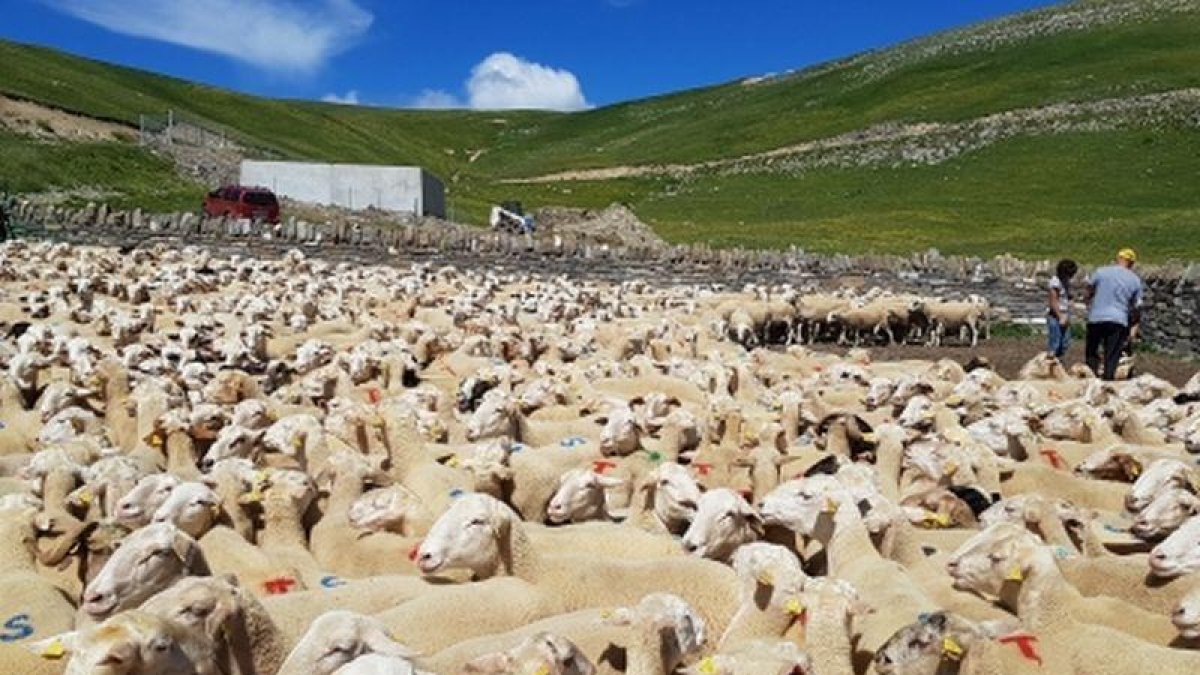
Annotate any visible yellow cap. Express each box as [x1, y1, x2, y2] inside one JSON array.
[[1118, 248, 1137, 263]]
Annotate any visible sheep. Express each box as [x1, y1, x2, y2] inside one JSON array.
[[403, 493, 742, 652], [946, 523, 1183, 646], [27, 609, 221, 675], [758, 476, 941, 660], [277, 611, 418, 675], [80, 521, 211, 622], [546, 468, 625, 525], [0, 505, 77, 642], [680, 488, 762, 562], [946, 523, 1200, 671], [140, 573, 288, 675], [458, 632, 594, 675]]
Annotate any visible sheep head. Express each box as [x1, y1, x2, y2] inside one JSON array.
[[82, 522, 208, 621], [416, 493, 515, 578], [115, 474, 181, 528], [279, 610, 417, 675], [464, 632, 595, 675], [28, 610, 216, 675], [681, 488, 762, 561], [1150, 515, 1200, 579], [546, 468, 623, 525], [150, 482, 222, 539], [1127, 458, 1197, 513], [944, 522, 1038, 600]]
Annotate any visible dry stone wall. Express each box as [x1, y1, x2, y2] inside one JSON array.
[[8, 201, 1197, 358]]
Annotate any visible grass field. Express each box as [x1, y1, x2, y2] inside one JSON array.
[[2, 0, 1200, 260]]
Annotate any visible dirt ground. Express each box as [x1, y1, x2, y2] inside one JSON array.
[[811, 335, 1197, 386], [0, 94, 133, 142]]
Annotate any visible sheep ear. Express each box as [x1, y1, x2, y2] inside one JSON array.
[[172, 532, 198, 565], [363, 628, 420, 659], [27, 631, 78, 660]]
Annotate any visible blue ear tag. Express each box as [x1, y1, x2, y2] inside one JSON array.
[[320, 575, 347, 589], [1103, 524, 1126, 534], [449, 488, 465, 499], [511, 443, 527, 453], [560, 436, 585, 448], [1052, 546, 1072, 560]]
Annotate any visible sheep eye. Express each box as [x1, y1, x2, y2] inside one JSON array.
[[469, 518, 487, 527]]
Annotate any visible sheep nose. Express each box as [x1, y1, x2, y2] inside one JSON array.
[[682, 540, 698, 554], [199, 457, 215, 471], [1151, 549, 1167, 562], [945, 559, 959, 575], [1174, 607, 1187, 619], [83, 589, 107, 606]]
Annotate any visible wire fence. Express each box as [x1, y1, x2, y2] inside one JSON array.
[[138, 110, 230, 149]]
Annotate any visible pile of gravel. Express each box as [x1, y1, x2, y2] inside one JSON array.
[[532, 203, 665, 249]]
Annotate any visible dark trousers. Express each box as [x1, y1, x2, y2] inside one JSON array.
[[1086, 321, 1129, 381]]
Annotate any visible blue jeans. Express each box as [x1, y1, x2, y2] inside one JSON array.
[[1047, 317, 1071, 358]]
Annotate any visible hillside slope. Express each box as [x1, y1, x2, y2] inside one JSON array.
[[1, 0, 1199, 260]]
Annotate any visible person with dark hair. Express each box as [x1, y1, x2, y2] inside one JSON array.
[[0, 193, 11, 242], [1085, 248, 1144, 381], [1046, 258, 1078, 359]]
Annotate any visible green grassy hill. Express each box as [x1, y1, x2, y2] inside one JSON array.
[[2, 0, 1200, 261]]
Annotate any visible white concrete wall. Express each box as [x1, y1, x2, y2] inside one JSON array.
[[240, 161, 445, 217]]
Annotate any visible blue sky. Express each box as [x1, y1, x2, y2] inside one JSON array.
[[3, 0, 1062, 110]]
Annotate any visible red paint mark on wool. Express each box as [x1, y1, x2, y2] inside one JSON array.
[[997, 632, 1043, 666]]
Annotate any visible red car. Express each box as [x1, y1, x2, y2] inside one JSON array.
[[203, 186, 280, 223]]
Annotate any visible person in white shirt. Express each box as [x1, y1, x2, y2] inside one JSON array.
[[1046, 259, 1078, 359]]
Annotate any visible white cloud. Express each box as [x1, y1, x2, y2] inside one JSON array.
[[322, 90, 360, 105], [466, 53, 590, 111], [44, 0, 372, 73], [411, 89, 463, 109]]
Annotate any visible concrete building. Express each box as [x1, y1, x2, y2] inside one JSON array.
[[240, 160, 446, 218]]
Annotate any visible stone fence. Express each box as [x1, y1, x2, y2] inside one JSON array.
[[8, 201, 1198, 358]]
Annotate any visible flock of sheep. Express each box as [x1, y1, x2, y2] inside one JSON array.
[[0, 238, 1198, 674]]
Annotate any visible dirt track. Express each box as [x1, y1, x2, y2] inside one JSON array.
[[812, 335, 1196, 386]]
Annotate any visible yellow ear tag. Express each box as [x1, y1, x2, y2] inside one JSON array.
[[784, 598, 805, 616], [532, 666, 550, 675], [941, 636, 964, 660], [149, 433, 164, 448], [41, 639, 65, 660], [78, 489, 93, 506], [942, 461, 958, 477], [291, 437, 304, 451], [238, 490, 263, 505], [1005, 565, 1024, 582], [698, 657, 717, 675], [756, 571, 774, 586], [933, 512, 951, 528], [1129, 462, 1142, 478], [822, 498, 838, 514], [599, 609, 613, 619], [861, 432, 877, 443], [447, 455, 460, 468]]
